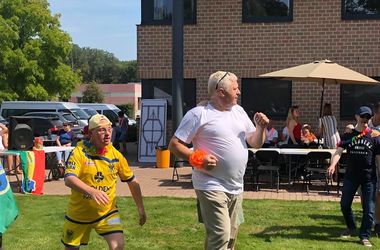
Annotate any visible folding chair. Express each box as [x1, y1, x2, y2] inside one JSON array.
[[303, 151, 332, 194], [254, 150, 281, 192], [244, 150, 256, 191], [171, 159, 190, 182], [336, 153, 348, 196]]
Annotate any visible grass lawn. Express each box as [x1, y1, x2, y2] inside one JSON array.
[[2, 196, 378, 250]]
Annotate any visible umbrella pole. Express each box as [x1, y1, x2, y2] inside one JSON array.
[[319, 79, 325, 118]]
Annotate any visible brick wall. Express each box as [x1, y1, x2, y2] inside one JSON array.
[[137, 0, 380, 136]]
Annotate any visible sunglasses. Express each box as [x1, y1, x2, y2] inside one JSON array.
[[359, 114, 372, 120], [215, 72, 229, 90]]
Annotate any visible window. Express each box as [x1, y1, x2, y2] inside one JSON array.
[[342, 0, 380, 19], [340, 77, 380, 119], [141, 0, 196, 25], [241, 78, 291, 119], [243, 0, 293, 22], [142, 79, 196, 119]]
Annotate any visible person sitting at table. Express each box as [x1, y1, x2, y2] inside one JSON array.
[[55, 122, 76, 166], [277, 126, 289, 146], [317, 103, 340, 149], [0, 123, 21, 174], [286, 106, 302, 145], [301, 124, 317, 146], [263, 120, 278, 147]]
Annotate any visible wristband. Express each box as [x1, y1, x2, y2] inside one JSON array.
[[189, 150, 206, 169]]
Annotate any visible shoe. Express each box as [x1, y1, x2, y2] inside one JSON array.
[[374, 224, 380, 237], [16, 169, 23, 174], [360, 238, 372, 247], [340, 228, 356, 238]]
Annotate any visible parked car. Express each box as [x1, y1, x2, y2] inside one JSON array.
[[80, 107, 98, 117], [77, 103, 136, 125], [0, 115, 8, 125], [9, 116, 63, 137], [0, 101, 89, 127], [23, 111, 82, 136]]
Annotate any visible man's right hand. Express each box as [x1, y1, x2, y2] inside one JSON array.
[[327, 165, 335, 177]]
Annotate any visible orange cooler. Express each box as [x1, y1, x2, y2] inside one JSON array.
[[156, 147, 170, 168]]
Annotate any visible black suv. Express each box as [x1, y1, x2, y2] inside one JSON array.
[[9, 116, 63, 137], [23, 111, 82, 135]]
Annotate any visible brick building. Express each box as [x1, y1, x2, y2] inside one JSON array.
[[137, 0, 380, 137], [70, 83, 141, 118]]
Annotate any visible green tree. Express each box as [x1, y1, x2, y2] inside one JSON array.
[[81, 82, 104, 103], [69, 45, 139, 84], [118, 60, 139, 83], [0, 0, 81, 102], [117, 103, 134, 118]]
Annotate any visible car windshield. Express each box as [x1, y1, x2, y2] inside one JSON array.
[[71, 108, 89, 120], [62, 113, 77, 122], [83, 108, 98, 116]]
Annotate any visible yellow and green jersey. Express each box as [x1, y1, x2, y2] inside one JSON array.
[[64, 140, 134, 223]]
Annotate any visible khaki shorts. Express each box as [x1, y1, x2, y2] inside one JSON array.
[[196, 190, 244, 250], [61, 211, 123, 248]]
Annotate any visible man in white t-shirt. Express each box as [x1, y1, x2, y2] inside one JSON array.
[[169, 71, 269, 250], [369, 102, 380, 236]]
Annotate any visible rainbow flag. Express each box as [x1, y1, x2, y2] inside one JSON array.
[[20, 150, 45, 194], [0, 164, 18, 234]]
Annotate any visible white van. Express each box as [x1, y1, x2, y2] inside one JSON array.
[[77, 103, 136, 126], [0, 101, 89, 127]]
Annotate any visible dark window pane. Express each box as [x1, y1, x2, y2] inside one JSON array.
[[241, 78, 291, 119], [142, 79, 196, 119], [154, 0, 172, 20], [340, 77, 380, 119], [342, 0, 380, 19], [142, 0, 196, 25], [243, 0, 293, 22]]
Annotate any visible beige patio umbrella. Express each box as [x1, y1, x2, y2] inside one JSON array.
[[259, 59, 379, 116]]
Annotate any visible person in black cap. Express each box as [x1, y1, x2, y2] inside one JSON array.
[[328, 106, 380, 247]]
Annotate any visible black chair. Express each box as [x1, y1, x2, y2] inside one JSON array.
[[336, 153, 348, 196], [171, 159, 190, 182], [303, 151, 332, 194], [254, 150, 281, 192], [244, 151, 256, 191]]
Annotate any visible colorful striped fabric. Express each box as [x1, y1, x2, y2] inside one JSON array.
[[20, 150, 46, 195]]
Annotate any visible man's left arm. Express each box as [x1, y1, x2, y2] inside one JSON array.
[[247, 112, 269, 148], [127, 178, 147, 226]]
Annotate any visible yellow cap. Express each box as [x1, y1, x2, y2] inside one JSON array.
[[89, 114, 112, 130]]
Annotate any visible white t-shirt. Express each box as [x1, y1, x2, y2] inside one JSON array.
[[0, 127, 4, 150], [264, 128, 278, 143], [282, 127, 289, 142], [369, 119, 380, 130], [174, 103, 256, 194]]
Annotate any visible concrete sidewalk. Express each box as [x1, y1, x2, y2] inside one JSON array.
[[9, 165, 348, 202], [9, 142, 354, 202]]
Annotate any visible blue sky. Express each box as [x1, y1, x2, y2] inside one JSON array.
[[48, 0, 140, 61]]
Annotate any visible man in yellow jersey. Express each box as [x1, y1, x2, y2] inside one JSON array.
[[61, 114, 146, 250]]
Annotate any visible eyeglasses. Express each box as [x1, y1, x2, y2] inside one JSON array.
[[360, 114, 372, 120], [96, 127, 113, 135], [215, 72, 229, 90]]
